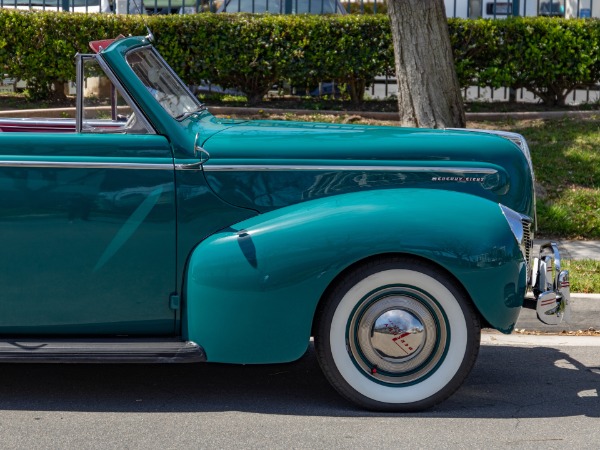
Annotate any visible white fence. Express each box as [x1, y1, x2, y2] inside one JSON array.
[[1, 0, 598, 17], [446, 0, 597, 19]]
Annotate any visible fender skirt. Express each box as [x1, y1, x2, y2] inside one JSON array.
[[184, 189, 526, 364]]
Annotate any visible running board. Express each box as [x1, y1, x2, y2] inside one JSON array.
[[0, 338, 206, 363]]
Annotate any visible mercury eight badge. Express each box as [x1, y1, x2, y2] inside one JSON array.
[[0, 35, 570, 411]]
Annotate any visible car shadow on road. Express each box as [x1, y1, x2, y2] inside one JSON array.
[[0, 343, 597, 418]]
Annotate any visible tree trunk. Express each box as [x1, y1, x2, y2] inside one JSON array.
[[387, 0, 466, 128], [348, 78, 367, 104], [51, 80, 67, 101]]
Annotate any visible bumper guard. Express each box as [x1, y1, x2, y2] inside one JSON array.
[[525, 242, 571, 325]]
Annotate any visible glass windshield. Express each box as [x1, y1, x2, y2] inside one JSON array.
[[126, 47, 203, 120]]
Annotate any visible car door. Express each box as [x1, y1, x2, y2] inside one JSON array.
[[0, 59, 177, 335], [0, 133, 176, 335], [0, 133, 175, 334]]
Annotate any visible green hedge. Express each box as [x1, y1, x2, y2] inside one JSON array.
[[1, 10, 599, 105], [147, 13, 393, 103], [450, 17, 600, 105], [0, 11, 145, 98]]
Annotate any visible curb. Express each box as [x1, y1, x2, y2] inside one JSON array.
[[465, 109, 600, 122], [481, 332, 600, 347], [1, 106, 599, 122], [515, 293, 600, 332], [208, 106, 401, 121], [572, 293, 600, 300]]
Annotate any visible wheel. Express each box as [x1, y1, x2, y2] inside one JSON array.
[[314, 257, 480, 412]]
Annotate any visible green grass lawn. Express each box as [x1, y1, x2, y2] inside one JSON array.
[[490, 117, 600, 240], [563, 259, 600, 294]]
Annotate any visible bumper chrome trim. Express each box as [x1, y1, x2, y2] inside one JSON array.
[[528, 242, 571, 325]]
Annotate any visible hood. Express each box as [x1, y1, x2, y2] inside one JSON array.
[[200, 120, 534, 217]]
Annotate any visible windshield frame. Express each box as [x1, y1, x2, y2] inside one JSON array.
[[125, 46, 204, 122], [75, 52, 155, 134]]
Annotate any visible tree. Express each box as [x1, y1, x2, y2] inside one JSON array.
[[387, 0, 466, 128]]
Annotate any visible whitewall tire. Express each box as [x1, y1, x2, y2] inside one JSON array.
[[315, 257, 480, 411]]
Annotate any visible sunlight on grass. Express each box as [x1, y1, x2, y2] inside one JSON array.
[[511, 119, 600, 239], [537, 188, 600, 239], [563, 260, 600, 294], [455, 118, 600, 240]]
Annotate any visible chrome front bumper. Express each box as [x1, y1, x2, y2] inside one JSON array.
[[526, 242, 571, 325]]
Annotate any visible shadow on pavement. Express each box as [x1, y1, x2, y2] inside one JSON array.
[[0, 343, 597, 418]]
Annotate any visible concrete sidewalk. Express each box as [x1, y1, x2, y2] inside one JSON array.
[[534, 239, 600, 260]]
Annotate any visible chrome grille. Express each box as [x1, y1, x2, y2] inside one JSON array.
[[522, 219, 533, 267]]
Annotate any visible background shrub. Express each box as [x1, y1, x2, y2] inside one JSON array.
[[475, 17, 600, 105], [1, 10, 599, 105]]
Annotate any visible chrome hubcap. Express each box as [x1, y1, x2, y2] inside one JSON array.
[[371, 309, 426, 360], [347, 287, 447, 384]]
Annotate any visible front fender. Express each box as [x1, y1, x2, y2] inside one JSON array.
[[184, 189, 526, 364]]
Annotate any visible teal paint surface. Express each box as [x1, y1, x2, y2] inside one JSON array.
[[173, 169, 257, 300], [185, 189, 524, 364], [0, 134, 177, 334], [201, 120, 534, 219], [94, 186, 164, 272]]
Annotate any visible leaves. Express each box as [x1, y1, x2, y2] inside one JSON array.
[[2, 11, 600, 105], [451, 17, 600, 105], [0, 10, 142, 99]]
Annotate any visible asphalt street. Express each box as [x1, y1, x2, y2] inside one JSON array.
[[0, 338, 598, 449]]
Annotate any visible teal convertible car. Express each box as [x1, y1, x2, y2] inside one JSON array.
[[0, 34, 570, 411]]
